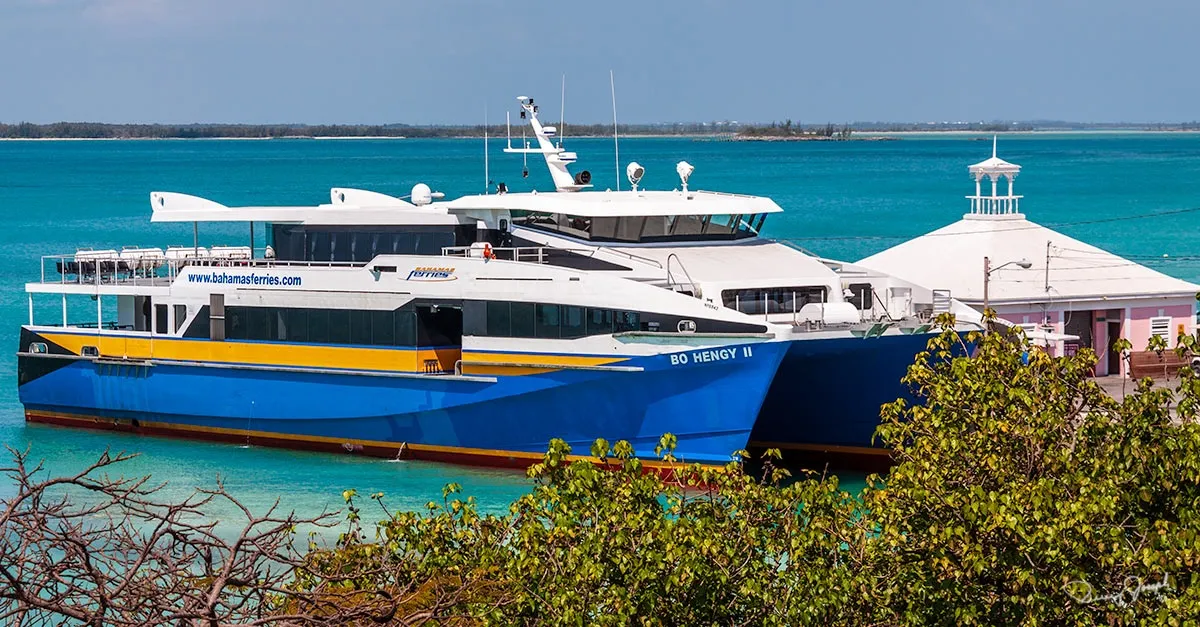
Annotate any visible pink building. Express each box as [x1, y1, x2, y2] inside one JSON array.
[[857, 141, 1197, 377]]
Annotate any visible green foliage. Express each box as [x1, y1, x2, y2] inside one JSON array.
[[298, 316, 1200, 624], [872, 319, 1200, 625]]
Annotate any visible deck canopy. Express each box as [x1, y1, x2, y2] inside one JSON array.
[[149, 189, 466, 226]]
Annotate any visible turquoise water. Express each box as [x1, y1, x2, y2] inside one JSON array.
[[3, 134, 1199, 514]]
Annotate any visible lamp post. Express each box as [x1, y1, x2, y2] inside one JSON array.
[[983, 256, 1033, 322]]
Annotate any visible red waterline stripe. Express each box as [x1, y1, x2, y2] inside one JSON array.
[[24, 410, 690, 475]]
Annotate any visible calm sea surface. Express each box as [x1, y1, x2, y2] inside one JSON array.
[[2, 134, 1199, 515]]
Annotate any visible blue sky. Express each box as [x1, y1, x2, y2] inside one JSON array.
[[1, 0, 1196, 124]]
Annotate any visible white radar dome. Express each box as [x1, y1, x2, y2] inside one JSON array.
[[411, 183, 433, 206]]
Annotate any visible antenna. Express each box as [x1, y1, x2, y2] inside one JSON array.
[[506, 111, 512, 150], [992, 134, 998, 158], [484, 104, 490, 194], [610, 70, 620, 191], [559, 74, 566, 149]]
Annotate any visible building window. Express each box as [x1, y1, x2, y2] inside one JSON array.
[[1150, 316, 1172, 346]]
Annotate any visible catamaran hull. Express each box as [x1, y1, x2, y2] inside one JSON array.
[[19, 336, 787, 468], [751, 332, 938, 464]]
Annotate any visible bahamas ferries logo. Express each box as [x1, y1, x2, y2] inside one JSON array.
[[406, 266, 457, 281]]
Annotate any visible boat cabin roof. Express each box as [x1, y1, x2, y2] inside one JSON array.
[[150, 187, 782, 226], [149, 189, 471, 226], [443, 189, 783, 218]]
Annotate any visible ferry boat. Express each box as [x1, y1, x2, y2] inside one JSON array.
[[17, 94, 978, 468], [17, 184, 795, 467], [455, 96, 983, 463]]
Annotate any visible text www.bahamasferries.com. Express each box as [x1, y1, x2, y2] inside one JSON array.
[[184, 272, 303, 287]]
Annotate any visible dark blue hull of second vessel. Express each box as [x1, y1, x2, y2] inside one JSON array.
[[751, 332, 939, 463]]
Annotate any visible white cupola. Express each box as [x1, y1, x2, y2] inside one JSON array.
[[966, 136, 1023, 218]]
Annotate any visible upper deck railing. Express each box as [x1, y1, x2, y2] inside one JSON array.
[[37, 247, 362, 287], [441, 244, 663, 269]]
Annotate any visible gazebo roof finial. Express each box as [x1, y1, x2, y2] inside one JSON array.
[[992, 134, 997, 159]]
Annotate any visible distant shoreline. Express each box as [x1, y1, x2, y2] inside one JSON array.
[[2, 129, 1199, 142]]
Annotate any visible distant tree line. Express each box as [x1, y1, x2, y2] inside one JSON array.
[[738, 120, 855, 139], [0, 121, 738, 140], [3, 119, 1195, 139]]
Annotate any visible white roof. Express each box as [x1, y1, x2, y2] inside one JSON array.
[[444, 189, 783, 217], [148, 189, 465, 226], [968, 155, 1020, 174], [969, 137, 1021, 175], [857, 214, 1198, 304], [615, 239, 838, 287]]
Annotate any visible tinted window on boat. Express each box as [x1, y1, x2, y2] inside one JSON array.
[[721, 286, 829, 316], [182, 306, 210, 339], [485, 301, 511, 337], [307, 309, 330, 343], [586, 308, 613, 336], [220, 305, 451, 348], [510, 302, 536, 338], [561, 306, 585, 339], [395, 310, 416, 346], [514, 213, 766, 243], [847, 283, 874, 311], [349, 309, 372, 345], [269, 225, 477, 263], [471, 301, 759, 339], [534, 304, 561, 339], [327, 309, 351, 344], [371, 309, 395, 345], [286, 308, 308, 342]]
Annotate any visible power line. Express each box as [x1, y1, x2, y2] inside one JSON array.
[[776, 205, 1200, 243]]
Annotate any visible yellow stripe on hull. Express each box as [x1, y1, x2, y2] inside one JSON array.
[[459, 350, 626, 376], [38, 331, 458, 373], [33, 330, 631, 377]]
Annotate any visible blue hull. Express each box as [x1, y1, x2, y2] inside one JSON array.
[[752, 333, 936, 454], [19, 341, 787, 466]]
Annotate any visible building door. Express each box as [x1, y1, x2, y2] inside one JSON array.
[[1107, 321, 1122, 375], [1063, 310, 1093, 356]]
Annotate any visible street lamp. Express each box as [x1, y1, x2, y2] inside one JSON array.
[[983, 256, 1033, 315]]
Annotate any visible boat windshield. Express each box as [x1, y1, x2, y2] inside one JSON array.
[[513, 212, 767, 244]]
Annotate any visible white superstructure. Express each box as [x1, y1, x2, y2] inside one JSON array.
[[446, 95, 980, 335]]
